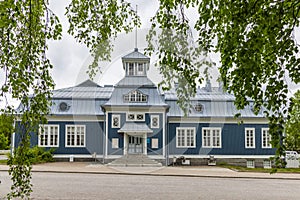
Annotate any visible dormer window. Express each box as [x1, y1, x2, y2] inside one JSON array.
[[124, 90, 147, 103]]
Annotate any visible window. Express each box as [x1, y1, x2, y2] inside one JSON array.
[[246, 160, 255, 168], [112, 115, 120, 128], [66, 125, 85, 147], [112, 138, 119, 149], [176, 127, 196, 148], [245, 128, 255, 148], [263, 160, 272, 169], [126, 113, 145, 121], [262, 128, 272, 148], [151, 138, 159, 149], [137, 63, 145, 75], [39, 125, 59, 147], [128, 63, 134, 75], [151, 115, 159, 128], [123, 90, 147, 103], [202, 127, 222, 148]]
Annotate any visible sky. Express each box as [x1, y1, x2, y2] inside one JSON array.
[[1, 0, 299, 108]]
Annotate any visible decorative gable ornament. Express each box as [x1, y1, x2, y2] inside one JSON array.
[[59, 102, 69, 112]]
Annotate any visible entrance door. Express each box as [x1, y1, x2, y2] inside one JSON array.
[[128, 136, 143, 154]]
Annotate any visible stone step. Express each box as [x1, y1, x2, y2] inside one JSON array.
[[107, 155, 162, 167]]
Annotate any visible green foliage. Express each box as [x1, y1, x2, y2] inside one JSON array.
[[66, 0, 140, 77], [0, 133, 9, 149], [7, 145, 54, 199], [25, 146, 55, 164], [0, 114, 14, 147], [196, 0, 300, 166], [1, 0, 62, 198], [1, 0, 300, 198], [285, 90, 300, 151]]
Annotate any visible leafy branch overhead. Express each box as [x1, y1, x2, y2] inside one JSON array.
[[1, 0, 300, 198]]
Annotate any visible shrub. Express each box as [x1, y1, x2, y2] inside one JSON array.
[[0, 133, 9, 150], [25, 146, 55, 164]]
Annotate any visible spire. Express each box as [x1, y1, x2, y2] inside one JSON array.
[[135, 5, 138, 50]]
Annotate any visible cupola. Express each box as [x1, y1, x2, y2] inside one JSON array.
[[122, 48, 150, 77]]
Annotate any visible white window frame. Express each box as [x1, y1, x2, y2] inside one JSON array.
[[65, 125, 86, 147], [151, 115, 159, 128], [176, 127, 196, 148], [245, 128, 255, 148], [126, 113, 145, 122], [123, 90, 147, 103], [246, 160, 255, 168], [263, 160, 272, 169], [111, 114, 120, 128], [262, 128, 272, 148], [202, 127, 222, 148], [38, 125, 59, 147]]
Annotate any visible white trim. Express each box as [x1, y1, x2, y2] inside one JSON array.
[[202, 127, 222, 148], [168, 154, 275, 159], [261, 128, 272, 148], [163, 113, 165, 157], [38, 124, 60, 147], [111, 114, 120, 128], [53, 154, 103, 159], [126, 112, 145, 122], [151, 115, 160, 128], [168, 117, 268, 124], [245, 128, 255, 148], [11, 132, 15, 154], [47, 115, 104, 122], [104, 107, 167, 113], [176, 127, 196, 148], [105, 112, 108, 158], [65, 125, 86, 147]]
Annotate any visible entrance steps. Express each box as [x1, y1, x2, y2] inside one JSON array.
[[107, 154, 162, 167]]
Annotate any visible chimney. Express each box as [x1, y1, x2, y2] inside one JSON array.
[[205, 79, 212, 92]]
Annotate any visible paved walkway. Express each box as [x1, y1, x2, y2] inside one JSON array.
[[1, 162, 300, 180]]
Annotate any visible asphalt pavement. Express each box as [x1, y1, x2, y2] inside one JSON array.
[[1, 162, 300, 180]]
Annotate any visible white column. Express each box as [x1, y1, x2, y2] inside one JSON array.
[[143, 133, 147, 155], [124, 133, 128, 155]]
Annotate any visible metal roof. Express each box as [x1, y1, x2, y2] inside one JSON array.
[[118, 122, 153, 133], [52, 80, 114, 99], [122, 48, 150, 60], [50, 99, 106, 115], [166, 100, 264, 118], [116, 76, 156, 87], [163, 88, 235, 101]]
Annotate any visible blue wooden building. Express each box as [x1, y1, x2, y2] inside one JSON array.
[[13, 48, 276, 167]]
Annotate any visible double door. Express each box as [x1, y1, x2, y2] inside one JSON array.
[[128, 136, 143, 154]]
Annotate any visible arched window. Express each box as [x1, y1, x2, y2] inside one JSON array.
[[124, 90, 147, 102]]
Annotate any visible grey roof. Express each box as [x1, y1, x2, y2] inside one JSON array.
[[118, 123, 153, 133], [166, 100, 263, 118], [48, 80, 114, 115], [122, 48, 150, 60], [52, 80, 114, 99], [164, 88, 263, 118], [164, 88, 235, 101], [50, 99, 106, 115], [116, 76, 156, 87]]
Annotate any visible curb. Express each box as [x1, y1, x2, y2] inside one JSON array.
[[1, 168, 300, 181]]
